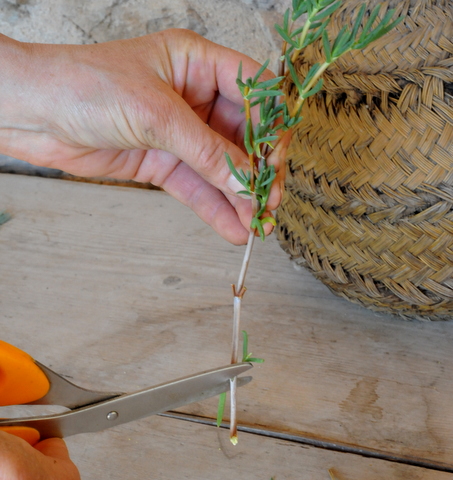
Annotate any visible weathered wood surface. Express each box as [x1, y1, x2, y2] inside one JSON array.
[[70, 415, 453, 480], [1, 174, 453, 478]]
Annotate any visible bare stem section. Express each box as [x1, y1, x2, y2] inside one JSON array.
[[229, 230, 255, 444]]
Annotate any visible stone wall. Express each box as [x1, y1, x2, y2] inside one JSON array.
[[0, 0, 289, 63]]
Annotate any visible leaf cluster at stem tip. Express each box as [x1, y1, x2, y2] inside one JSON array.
[[236, 60, 300, 153], [276, 1, 403, 101]]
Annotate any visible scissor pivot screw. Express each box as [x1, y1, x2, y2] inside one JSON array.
[[106, 411, 119, 421]]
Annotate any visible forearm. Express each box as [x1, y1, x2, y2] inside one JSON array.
[[0, 35, 34, 122], [0, 35, 46, 159]]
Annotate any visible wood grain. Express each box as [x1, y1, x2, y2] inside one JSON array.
[[1, 174, 453, 475], [68, 415, 453, 480]]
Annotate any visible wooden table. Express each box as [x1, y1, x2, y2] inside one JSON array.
[[1, 173, 453, 479]]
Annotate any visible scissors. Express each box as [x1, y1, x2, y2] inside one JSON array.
[[0, 340, 252, 446]]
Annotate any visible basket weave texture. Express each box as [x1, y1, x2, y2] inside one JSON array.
[[276, 0, 453, 320]]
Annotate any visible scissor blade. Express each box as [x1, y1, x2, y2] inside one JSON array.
[[0, 363, 252, 440]]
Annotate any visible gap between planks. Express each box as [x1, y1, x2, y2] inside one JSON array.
[[159, 412, 453, 474]]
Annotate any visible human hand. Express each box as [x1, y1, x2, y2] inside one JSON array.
[[0, 30, 288, 244], [0, 431, 80, 480]]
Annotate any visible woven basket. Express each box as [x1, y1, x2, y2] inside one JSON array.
[[276, 0, 453, 320]]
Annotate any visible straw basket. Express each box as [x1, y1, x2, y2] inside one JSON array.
[[276, 0, 453, 320]]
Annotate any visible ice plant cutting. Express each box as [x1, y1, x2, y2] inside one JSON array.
[[219, 0, 403, 444]]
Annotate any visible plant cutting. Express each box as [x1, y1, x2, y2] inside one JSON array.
[[218, 0, 403, 445]]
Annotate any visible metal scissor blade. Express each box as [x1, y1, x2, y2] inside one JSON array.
[[0, 363, 252, 440], [31, 362, 120, 409]]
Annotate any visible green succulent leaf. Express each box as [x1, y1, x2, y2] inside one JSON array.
[[216, 392, 227, 427], [351, 3, 367, 39], [242, 330, 249, 362], [285, 52, 304, 94], [313, 0, 341, 22], [322, 30, 332, 63], [255, 77, 285, 90], [251, 217, 265, 240], [292, 0, 308, 20], [354, 6, 403, 50], [302, 78, 324, 99], [275, 23, 297, 47], [244, 118, 255, 155], [225, 153, 250, 190], [242, 331, 264, 363], [247, 89, 283, 100], [260, 216, 277, 227], [245, 356, 265, 363], [253, 59, 271, 84], [300, 62, 322, 91]]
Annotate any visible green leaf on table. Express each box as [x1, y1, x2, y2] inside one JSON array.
[[0, 211, 11, 226]]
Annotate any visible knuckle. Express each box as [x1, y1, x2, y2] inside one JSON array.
[[196, 138, 228, 180]]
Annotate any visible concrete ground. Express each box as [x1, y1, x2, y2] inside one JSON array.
[[0, 0, 291, 175]]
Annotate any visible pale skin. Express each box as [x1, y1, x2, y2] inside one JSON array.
[[0, 29, 289, 479], [0, 432, 80, 480], [0, 28, 288, 246]]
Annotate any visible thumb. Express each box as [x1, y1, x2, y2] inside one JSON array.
[[35, 438, 81, 480], [155, 87, 248, 196], [34, 438, 72, 460]]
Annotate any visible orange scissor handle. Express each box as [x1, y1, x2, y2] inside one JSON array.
[[0, 340, 50, 406], [0, 426, 41, 446]]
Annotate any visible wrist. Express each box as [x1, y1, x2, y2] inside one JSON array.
[[0, 35, 33, 122], [0, 35, 60, 159]]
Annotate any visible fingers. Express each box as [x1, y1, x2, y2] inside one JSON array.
[[35, 438, 82, 480], [150, 30, 277, 198], [0, 432, 80, 480], [203, 95, 246, 151], [266, 129, 292, 211], [34, 437, 71, 460], [144, 102, 291, 244], [211, 39, 275, 108], [144, 87, 249, 198], [163, 29, 274, 111], [157, 158, 251, 245]]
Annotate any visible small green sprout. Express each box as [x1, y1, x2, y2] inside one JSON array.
[[242, 330, 264, 364]]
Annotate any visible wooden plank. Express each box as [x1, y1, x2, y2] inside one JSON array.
[[1, 174, 453, 469], [67, 414, 453, 480]]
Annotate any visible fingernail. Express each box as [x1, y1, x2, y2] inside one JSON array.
[[227, 173, 249, 198], [280, 179, 285, 197], [278, 129, 292, 163]]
